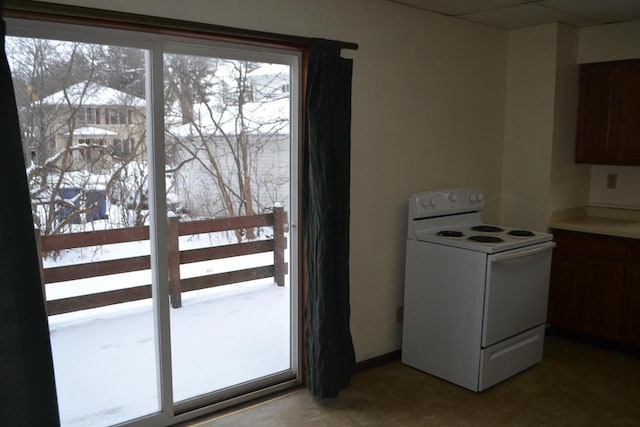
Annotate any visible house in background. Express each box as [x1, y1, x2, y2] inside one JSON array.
[[246, 63, 290, 101], [22, 63, 291, 225], [38, 81, 146, 172], [20, 81, 148, 225], [165, 63, 291, 218]]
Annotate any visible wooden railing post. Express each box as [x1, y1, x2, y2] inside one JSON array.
[[273, 206, 285, 287], [34, 226, 48, 311], [168, 215, 182, 308]]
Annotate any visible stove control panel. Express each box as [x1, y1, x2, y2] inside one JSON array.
[[409, 188, 483, 220]]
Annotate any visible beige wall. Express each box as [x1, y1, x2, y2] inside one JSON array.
[[500, 22, 593, 232], [501, 19, 640, 230], [550, 25, 590, 215], [578, 21, 640, 210], [578, 20, 640, 64], [589, 166, 640, 209], [500, 24, 557, 232], [42, 0, 508, 361]]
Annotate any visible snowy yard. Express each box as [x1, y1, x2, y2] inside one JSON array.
[[45, 232, 292, 427]]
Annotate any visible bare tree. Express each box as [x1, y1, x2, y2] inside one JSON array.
[[8, 37, 290, 241], [164, 57, 290, 242], [164, 54, 213, 124], [7, 36, 149, 235]]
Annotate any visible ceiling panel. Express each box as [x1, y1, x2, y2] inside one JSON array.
[[460, 3, 596, 29], [389, 0, 640, 29], [540, 0, 640, 24], [391, 0, 525, 16]]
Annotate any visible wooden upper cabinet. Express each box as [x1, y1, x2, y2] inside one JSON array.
[[576, 59, 640, 165], [576, 63, 619, 163], [618, 62, 640, 163]]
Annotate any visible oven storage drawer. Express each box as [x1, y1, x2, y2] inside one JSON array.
[[479, 325, 545, 391], [482, 242, 555, 347]]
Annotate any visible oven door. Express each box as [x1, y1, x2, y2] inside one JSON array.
[[482, 241, 556, 347]]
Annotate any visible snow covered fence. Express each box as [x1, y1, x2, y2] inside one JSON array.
[[35, 207, 287, 315]]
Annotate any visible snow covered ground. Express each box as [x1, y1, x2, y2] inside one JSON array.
[[45, 231, 291, 427]]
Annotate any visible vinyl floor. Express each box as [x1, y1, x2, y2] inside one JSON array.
[[184, 335, 640, 426]]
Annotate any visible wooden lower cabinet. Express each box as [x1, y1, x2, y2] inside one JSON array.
[[621, 241, 640, 347], [580, 257, 625, 341], [548, 251, 583, 332], [548, 229, 639, 348]]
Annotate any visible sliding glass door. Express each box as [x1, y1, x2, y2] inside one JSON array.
[[161, 47, 296, 408], [6, 18, 299, 427]]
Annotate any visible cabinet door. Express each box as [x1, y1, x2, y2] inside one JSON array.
[[548, 251, 582, 332], [576, 63, 620, 164], [580, 256, 626, 342], [621, 241, 640, 346], [618, 62, 640, 164]]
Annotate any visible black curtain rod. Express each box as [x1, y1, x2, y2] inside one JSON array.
[[4, 0, 359, 51]]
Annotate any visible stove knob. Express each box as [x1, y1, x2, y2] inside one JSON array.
[[448, 193, 457, 203], [477, 193, 484, 202], [469, 194, 477, 203], [429, 197, 437, 207], [421, 198, 430, 208]]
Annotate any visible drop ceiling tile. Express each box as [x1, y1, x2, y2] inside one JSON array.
[[540, 0, 640, 23], [461, 3, 597, 29], [392, 0, 525, 16]]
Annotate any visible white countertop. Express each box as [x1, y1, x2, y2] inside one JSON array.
[[549, 207, 640, 240]]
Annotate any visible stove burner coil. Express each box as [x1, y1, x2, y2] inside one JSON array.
[[437, 230, 464, 238], [508, 230, 535, 237], [468, 235, 504, 244], [471, 225, 503, 233]]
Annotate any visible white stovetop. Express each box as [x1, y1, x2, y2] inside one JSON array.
[[413, 223, 553, 254]]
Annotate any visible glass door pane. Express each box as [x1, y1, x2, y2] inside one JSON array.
[[162, 52, 295, 403], [7, 36, 159, 426]]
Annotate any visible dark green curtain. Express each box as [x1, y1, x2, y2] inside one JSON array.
[[303, 39, 355, 399], [0, 2, 61, 425]]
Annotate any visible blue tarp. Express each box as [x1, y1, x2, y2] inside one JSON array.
[[57, 186, 82, 224], [86, 189, 107, 221], [58, 187, 107, 223]]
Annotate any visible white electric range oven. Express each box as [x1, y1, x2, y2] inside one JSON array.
[[402, 188, 555, 391]]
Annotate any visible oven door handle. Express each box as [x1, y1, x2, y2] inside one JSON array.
[[490, 241, 556, 263]]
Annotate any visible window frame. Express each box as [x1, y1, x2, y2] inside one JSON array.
[[76, 106, 98, 124]]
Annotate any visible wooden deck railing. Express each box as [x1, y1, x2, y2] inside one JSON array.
[[35, 207, 287, 316]]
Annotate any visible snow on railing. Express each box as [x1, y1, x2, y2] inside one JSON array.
[[34, 207, 287, 316]]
